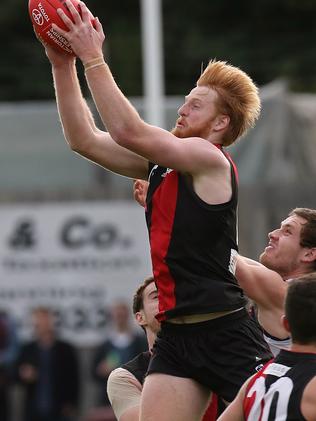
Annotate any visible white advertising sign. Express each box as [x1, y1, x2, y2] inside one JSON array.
[[0, 201, 152, 346]]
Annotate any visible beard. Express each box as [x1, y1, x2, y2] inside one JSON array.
[[259, 250, 284, 274], [259, 251, 273, 269], [171, 120, 214, 139]]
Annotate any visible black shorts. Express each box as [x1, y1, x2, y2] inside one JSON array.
[[147, 308, 272, 402]]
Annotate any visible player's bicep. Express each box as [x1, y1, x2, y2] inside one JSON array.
[[119, 123, 225, 174], [236, 256, 286, 308], [235, 257, 264, 299]]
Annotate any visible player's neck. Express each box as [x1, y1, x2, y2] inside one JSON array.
[[291, 343, 316, 354], [283, 267, 311, 282], [146, 329, 157, 351]]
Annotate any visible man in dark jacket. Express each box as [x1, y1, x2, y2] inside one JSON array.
[[16, 307, 80, 421]]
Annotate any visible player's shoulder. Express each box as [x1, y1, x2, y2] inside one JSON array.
[[109, 367, 135, 382], [301, 374, 316, 421], [108, 367, 141, 388], [107, 367, 142, 405]]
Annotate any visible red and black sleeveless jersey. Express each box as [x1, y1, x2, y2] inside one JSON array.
[[145, 149, 247, 321], [244, 349, 316, 420]]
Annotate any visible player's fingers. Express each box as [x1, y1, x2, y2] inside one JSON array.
[[79, 1, 92, 24], [56, 8, 74, 30], [64, 0, 82, 25], [134, 179, 141, 190], [94, 17, 104, 37], [52, 22, 68, 38]]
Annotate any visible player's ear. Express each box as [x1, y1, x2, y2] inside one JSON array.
[[302, 247, 316, 264], [281, 315, 290, 334], [135, 311, 146, 327], [213, 114, 230, 132]]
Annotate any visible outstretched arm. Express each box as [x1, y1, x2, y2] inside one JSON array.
[[53, 1, 229, 177], [45, 45, 148, 180], [236, 256, 287, 310]]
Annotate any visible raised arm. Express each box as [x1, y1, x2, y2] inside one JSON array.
[[46, 45, 148, 180], [236, 256, 287, 310], [52, 1, 229, 177]]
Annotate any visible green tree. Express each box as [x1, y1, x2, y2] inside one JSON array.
[[0, 0, 315, 101]]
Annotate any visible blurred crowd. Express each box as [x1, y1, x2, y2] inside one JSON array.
[[0, 301, 147, 421]]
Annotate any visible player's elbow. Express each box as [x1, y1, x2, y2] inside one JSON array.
[[112, 120, 146, 149], [66, 134, 93, 156], [66, 137, 84, 153]]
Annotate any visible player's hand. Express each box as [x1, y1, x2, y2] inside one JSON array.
[[53, 0, 105, 64], [133, 179, 149, 208], [33, 26, 75, 67], [45, 43, 76, 67]]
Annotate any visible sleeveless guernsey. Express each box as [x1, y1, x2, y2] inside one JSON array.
[[145, 149, 247, 321]]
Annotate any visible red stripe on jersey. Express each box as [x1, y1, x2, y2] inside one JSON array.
[[243, 361, 272, 419], [150, 170, 178, 322], [223, 151, 239, 184], [214, 143, 239, 184]]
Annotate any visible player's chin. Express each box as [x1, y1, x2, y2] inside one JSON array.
[[171, 127, 185, 138], [259, 252, 274, 269], [259, 251, 267, 265]]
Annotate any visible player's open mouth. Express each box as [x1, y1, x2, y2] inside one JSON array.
[[265, 244, 275, 252]]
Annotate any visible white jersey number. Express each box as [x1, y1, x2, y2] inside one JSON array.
[[246, 376, 293, 420]]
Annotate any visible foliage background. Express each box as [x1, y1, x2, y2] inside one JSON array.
[[0, 0, 316, 101]]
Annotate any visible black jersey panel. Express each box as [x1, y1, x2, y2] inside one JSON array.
[[244, 350, 316, 420], [146, 152, 246, 321]]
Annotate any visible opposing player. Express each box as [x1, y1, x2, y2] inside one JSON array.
[[107, 277, 159, 421], [45, 2, 272, 419], [218, 273, 316, 421], [133, 178, 316, 357], [236, 207, 316, 355], [107, 277, 225, 421]]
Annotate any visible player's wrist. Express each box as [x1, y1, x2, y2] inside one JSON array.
[[51, 58, 76, 71], [83, 56, 106, 73]]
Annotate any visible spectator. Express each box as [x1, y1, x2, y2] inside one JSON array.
[[16, 307, 80, 421], [91, 301, 147, 407], [0, 310, 19, 421]]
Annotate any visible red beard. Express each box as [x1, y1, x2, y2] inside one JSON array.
[[171, 124, 213, 139]]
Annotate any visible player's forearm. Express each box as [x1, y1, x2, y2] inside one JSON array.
[[52, 62, 99, 151], [84, 61, 145, 148]]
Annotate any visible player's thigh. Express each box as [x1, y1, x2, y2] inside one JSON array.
[[140, 373, 211, 421]]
